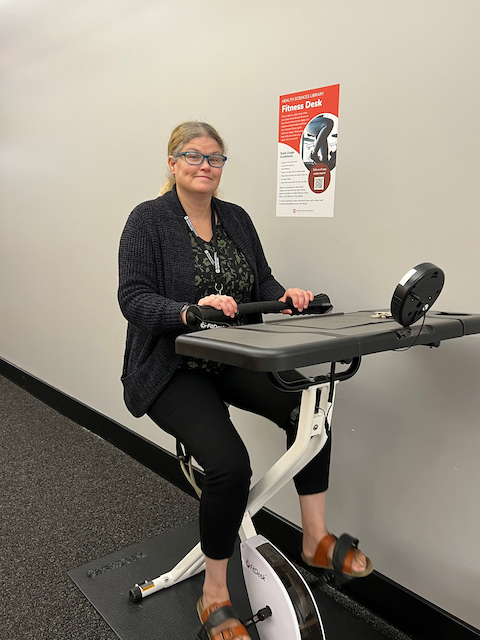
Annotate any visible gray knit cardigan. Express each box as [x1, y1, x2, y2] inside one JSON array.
[[118, 187, 285, 417]]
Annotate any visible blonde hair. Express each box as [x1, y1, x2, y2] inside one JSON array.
[[159, 121, 226, 196]]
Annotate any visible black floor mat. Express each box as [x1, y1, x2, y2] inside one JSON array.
[[69, 520, 258, 640], [69, 520, 403, 640]]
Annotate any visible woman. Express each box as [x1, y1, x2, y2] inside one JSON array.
[[118, 121, 372, 640]]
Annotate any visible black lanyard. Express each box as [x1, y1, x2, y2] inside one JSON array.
[[184, 210, 221, 276]]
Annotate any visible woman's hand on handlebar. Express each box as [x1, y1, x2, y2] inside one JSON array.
[[279, 288, 314, 314], [182, 294, 238, 324]]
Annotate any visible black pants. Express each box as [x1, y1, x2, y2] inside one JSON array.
[[147, 366, 331, 559]]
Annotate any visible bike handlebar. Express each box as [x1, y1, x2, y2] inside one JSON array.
[[185, 293, 332, 330]]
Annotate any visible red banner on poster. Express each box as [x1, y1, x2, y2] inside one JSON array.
[[279, 85, 339, 154]]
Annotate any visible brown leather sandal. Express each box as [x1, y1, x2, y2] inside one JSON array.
[[196, 598, 250, 640], [301, 533, 373, 579]]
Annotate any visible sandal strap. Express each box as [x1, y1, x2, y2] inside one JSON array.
[[332, 533, 359, 578], [312, 533, 337, 567], [200, 601, 246, 637], [200, 600, 234, 625], [210, 624, 249, 640], [204, 606, 239, 633]]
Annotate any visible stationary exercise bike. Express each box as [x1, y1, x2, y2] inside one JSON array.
[[129, 264, 451, 640]]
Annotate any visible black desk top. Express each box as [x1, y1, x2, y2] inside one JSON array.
[[175, 311, 480, 372]]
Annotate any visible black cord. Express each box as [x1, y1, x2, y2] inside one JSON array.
[[394, 311, 427, 352]]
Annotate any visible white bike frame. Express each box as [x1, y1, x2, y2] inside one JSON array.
[[131, 379, 335, 599]]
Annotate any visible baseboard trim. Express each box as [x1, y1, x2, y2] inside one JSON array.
[[1, 357, 479, 640]]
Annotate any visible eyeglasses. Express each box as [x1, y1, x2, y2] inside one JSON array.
[[178, 152, 227, 168]]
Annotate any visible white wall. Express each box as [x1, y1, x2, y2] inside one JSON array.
[[1, 0, 479, 628]]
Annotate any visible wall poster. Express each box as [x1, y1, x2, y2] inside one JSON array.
[[276, 84, 339, 217]]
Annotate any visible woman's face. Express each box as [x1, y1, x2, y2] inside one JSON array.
[[168, 136, 224, 199]]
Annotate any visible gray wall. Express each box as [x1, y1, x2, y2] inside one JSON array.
[[1, 0, 479, 628]]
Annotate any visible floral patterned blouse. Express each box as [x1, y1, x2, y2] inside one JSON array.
[[178, 212, 254, 372]]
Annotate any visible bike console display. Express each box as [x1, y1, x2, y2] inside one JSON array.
[[391, 263, 445, 327]]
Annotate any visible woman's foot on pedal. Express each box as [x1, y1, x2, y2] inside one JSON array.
[[197, 595, 251, 640], [302, 532, 373, 578]]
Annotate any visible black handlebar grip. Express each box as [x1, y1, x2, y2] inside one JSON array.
[[185, 293, 332, 328]]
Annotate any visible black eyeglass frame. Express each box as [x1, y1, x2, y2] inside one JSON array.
[[177, 152, 228, 167]]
